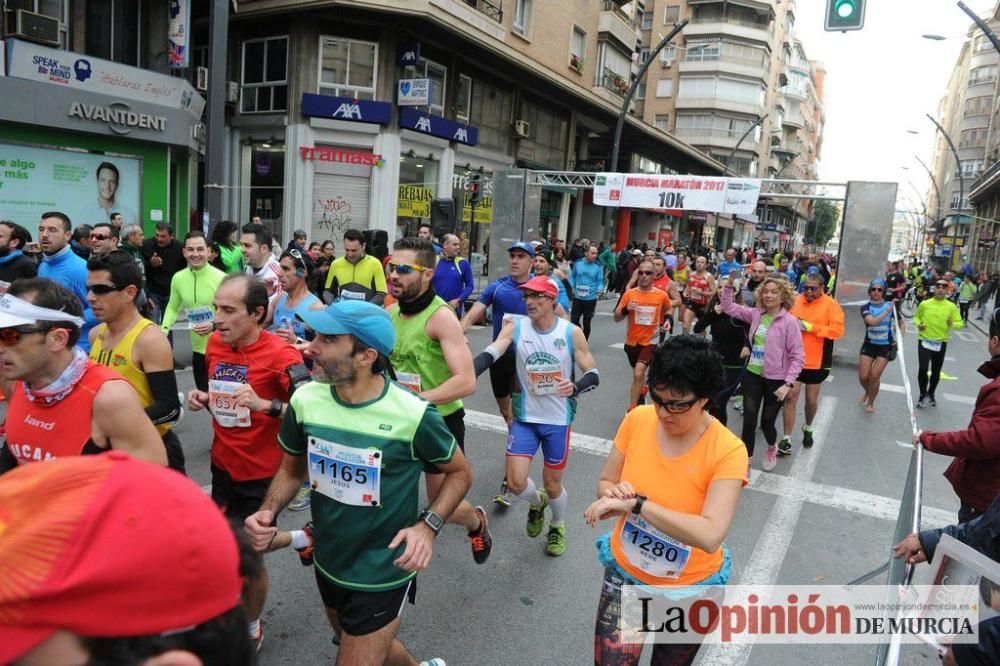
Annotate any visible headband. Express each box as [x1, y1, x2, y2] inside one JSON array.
[[0, 294, 85, 328]]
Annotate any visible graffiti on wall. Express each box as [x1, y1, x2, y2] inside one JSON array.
[[315, 195, 354, 238]]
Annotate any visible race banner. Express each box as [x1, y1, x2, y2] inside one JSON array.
[[593, 173, 762, 215]]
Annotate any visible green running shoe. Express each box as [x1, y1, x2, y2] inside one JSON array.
[[545, 523, 566, 557], [526, 490, 548, 538]]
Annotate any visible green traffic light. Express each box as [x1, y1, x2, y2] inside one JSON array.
[[835, 0, 856, 18]]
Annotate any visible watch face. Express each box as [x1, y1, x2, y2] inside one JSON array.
[[424, 511, 443, 531]]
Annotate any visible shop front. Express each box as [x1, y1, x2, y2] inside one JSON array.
[[0, 39, 205, 234]]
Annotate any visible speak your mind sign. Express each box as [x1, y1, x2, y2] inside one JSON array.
[[0, 143, 141, 228], [594, 173, 762, 215]]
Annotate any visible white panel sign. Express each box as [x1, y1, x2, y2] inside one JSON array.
[[593, 173, 762, 215], [397, 78, 430, 106]]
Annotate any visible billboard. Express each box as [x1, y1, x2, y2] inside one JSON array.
[[0, 142, 142, 229], [594, 173, 762, 215]]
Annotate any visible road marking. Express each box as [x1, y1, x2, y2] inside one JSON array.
[[880, 383, 975, 405], [609, 342, 625, 349], [464, 409, 613, 456], [955, 330, 976, 342]]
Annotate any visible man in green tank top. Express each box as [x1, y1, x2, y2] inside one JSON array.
[[387, 237, 493, 564]]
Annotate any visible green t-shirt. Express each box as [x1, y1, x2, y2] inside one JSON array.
[[746, 314, 773, 376], [388, 296, 462, 417], [279, 379, 456, 591], [913, 297, 964, 342]]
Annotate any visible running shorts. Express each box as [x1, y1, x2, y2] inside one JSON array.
[[425, 408, 466, 475], [796, 368, 830, 385], [860, 343, 893, 360], [210, 464, 273, 523], [506, 421, 570, 470], [624, 343, 656, 368], [314, 570, 416, 636], [488, 349, 516, 399]]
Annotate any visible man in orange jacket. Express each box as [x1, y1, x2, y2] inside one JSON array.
[[780, 270, 845, 456]]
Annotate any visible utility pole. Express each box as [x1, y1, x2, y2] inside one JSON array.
[[204, 0, 230, 231]]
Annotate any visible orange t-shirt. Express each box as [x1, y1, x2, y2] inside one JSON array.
[[609, 407, 748, 586], [618, 288, 672, 346]]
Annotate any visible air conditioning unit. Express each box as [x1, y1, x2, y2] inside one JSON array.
[[512, 120, 530, 138], [195, 66, 209, 93], [11, 10, 61, 47], [226, 81, 239, 105]]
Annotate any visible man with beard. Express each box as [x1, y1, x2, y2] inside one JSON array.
[[37, 212, 97, 351], [0, 221, 37, 289], [742, 260, 768, 307], [387, 237, 493, 564]]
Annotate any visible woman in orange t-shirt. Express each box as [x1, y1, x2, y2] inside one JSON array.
[[585, 336, 748, 665]]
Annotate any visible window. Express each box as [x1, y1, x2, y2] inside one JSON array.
[[655, 79, 674, 97], [663, 5, 680, 24], [517, 101, 569, 168], [641, 11, 654, 29], [456, 75, 472, 121], [684, 39, 767, 69], [654, 114, 670, 131], [965, 96, 991, 117], [597, 41, 632, 83], [10, 0, 68, 47], [951, 193, 970, 210], [660, 45, 677, 66], [469, 80, 513, 152], [318, 37, 378, 100], [960, 127, 988, 147], [404, 57, 447, 116], [969, 65, 997, 86], [85, 0, 140, 65], [571, 26, 587, 59], [513, 0, 533, 36], [639, 47, 650, 64], [636, 82, 646, 100], [961, 159, 984, 177], [241, 37, 288, 113], [678, 75, 765, 107]]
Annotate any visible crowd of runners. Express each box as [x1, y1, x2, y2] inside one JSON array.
[[1, 210, 994, 664]]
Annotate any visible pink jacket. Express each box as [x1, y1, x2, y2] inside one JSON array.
[[720, 286, 804, 383]]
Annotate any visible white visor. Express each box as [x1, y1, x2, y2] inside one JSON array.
[[0, 294, 85, 329]]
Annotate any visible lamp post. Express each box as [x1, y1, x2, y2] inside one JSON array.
[[926, 114, 965, 217], [912, 154, 943, 223]]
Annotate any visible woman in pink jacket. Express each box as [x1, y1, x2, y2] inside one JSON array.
[[721, 273, 804, 471]]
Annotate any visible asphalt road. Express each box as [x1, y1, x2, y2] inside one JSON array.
[[156, 301, 991, 664]]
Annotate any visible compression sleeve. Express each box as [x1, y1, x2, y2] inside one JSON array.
[[145, 370, 181, 425], [572, 368, 600, 397], [473, 345, 502, 377]]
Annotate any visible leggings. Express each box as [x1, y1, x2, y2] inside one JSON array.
[[916, 341, 947, 398], [572, 298, 598, 339], [709, 366, 744, 427], [739, 372, 784, 456], [192, 351, 208, 393], [960, 301, 971, 322], [594, 567, 707, 666]]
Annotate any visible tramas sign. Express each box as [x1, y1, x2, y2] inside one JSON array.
[[594, 173, 761, 215]]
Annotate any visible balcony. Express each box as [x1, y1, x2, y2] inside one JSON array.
[[688, 0, 778, 19], [673, 127, 759, 151], [686, 18, 771, 43], [597, 68, 630, 98], [782, 107, 805, 128], [462, 0, 502, 21], [674, 95, 764, 117], [599, 1, 638, 52], [679, 56, 768, 81]]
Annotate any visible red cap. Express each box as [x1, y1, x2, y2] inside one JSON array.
[[0, 452, 242, 661], [518, 275, 559, 298]]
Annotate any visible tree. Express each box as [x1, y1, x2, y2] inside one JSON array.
[[812, 200, 840, 249]]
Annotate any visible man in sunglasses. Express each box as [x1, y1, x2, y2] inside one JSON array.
[[914, 280, 965, 408], [0, 278, 166, 472], [88, 223, 119, 257], [780, 271, 844, 455], [472, 276, 599, 556], [387, 237, 493, 564], [615, 260, 673, 412]]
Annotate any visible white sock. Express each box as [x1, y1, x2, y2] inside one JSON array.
[[290, 530, 310, 550], [248, 618, 261, 637], [549, 488, 568, 525], [515, 477, 541, 506]]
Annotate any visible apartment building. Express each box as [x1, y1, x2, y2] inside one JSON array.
[[635, 0, 825, 252], [966, 4, 1000, 272]]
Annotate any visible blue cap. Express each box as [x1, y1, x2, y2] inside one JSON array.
[[807, 265, 820, 274], [869, 278, 886, 289], [508, 241, 536, 258], [296, 300, 395, 357]]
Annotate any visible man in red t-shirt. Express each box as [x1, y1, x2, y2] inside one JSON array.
[[614, 261, 672, 412], [186, 274, 304, 651]]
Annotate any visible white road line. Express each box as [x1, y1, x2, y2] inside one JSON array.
[[880, 383, 975, 405], [954, 330, 976, 342], [608, 342, 625, 349]]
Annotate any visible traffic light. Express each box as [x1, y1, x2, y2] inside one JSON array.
[[825, 0, 865, 31]]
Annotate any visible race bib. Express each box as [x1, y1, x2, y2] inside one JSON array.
[[396, 371, 422, 395], [868, 325, 889, 343], [634, 305, 656, 326], [340, 290, 365, 301], [959, 298, 971, 304], [921, 339, 943, 352], [575, 283, 592, 298], [186, 306, 214, 329], [525, 355, 563, 395], [620, 514, 691, 579], [749, 345, 766, 366], [307, 436, 381, 506], [208, 380, 251, 428]]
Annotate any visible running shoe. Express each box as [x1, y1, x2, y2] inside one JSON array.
[[545, 524, 566, 557], [251, 625, 264, 653], [296, 522, 314, 567], [734, 395, 744, 413], [468, 506, 493, 564], [526, 490, 549, 538], [493, 479, 512, 508], [777, 437, 792, 457], [174, 392, 185, 426], [801, 426, 814, 449], [916, 396, 928, 409], [762, 445, 778, 472], [419, 660, 447, 666], [288, 484, 312, 511], [929, 396, 937, 407]]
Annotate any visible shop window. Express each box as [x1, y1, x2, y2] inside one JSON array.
[[318, 37, 378, 100], [241, 36, 288, 114], [403, 57, 447, 116], [397, 155, 439, 238], [248, 144, 285, 233], [456, 75, 472, 122]]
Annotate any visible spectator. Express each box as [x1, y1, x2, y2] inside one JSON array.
[[211, 220, 244, 275], [109, 211, 124, 237], [288, 228, 308, 252], [70, 224, 92, 259], [240, 222, 283, 299], [432, 233, 475, 316], [141, 222, 186, 365], [0, 220, 38, 286], [36, 211, 97, 351], [320, 239, 335, 260], [417, 222, 443, 254], [88, 222, 118, 257]]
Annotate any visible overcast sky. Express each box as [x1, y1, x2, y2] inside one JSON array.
[[793, 0, 995, 208]]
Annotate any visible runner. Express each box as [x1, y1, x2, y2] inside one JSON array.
[[241, 223, 284, 300], [266, 247, 325, 352], [0, 279, 165, 470], [387, 237, 493, 564], [694, 290, 751, 427], [431, 233, 475, 316], [472, 276, 600, 556], [742, 260, 768, 307], [186, 274, 305, 651], [570, 244, 603, 339], [717, 247, 743, 277], [682, 256, 717, 335], [246, 299, 471, 665], [958, 273, 978, 323], [914, 278, 964, 408], [323, 228, 388, 304], [87, 251, 185, 472], [584, 336, 747, 665], [614, 261, 672, 412], [858, 278, 897, 413], [160, 231, 227, 392], [673, 251, 690, 327], [780, 271, 844, 454], [534, 248, 572, 312]]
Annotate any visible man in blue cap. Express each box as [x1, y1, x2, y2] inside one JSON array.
[[247, 299, 471, 665]]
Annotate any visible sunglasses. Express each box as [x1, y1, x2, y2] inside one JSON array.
[[648, 391, 700, 414], [87, 283, 123, 295], [0, 326, 51, 346], [521, 291, 551, 300], [636, 270, 653, 275], [386, 261, 430, 275], [869, 287, 883, 293], [803, 285, 821, 292], [935, 283, 949, 288], [90, 234, 110, 241]]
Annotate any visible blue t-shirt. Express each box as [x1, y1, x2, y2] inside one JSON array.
[[478, 276, 530, 339], [571, 260, 604, 301], [861, 301, 894, 346], [271, 292, 319, 340], [717, 261, 743, 278], [38, 246, 96, 352]]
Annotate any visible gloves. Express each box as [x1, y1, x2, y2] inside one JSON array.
[[799, 320, 813, 332]]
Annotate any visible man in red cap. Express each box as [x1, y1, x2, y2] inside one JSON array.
[[0, 451, 251, 664], [471, 275, 599, 557]]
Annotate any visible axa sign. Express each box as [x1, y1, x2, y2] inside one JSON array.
[[68, 101, 167, 135], [333, 103, 363, 120], [399, 108, 478, 147], [300, 93, 391, 125]]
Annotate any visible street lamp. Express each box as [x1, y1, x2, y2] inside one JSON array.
[[913, 153, 943, 222]]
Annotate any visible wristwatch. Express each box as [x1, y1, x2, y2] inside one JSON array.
[[631, 494, 647, 515], [418, 510, 444, 535], [784, 382, 794, 388], [266, 398, 283, 418]]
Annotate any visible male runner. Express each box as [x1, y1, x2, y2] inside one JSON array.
[[472, 276, 599, 556], [431, 233, 474, 316], [743, 260, 768, 307], [324, 228, 388, 304], [780, 271, 844, 454], [186, 274, 305, 650], [914, 279, 964, 408], [0, 278, 165, 470], [160, 231, 227, 392], [615, 261, 673, 412], [241, 222, 283, 299], [570, 244, 603, 339], [534, 248, 572, 312], [87, 251, 184, 472], [682, 256, 717, 334], [718, 247, 743, 277], [246, 299, 470, 665], [387, 237, 493, 563], [266, 248, 324, 349]]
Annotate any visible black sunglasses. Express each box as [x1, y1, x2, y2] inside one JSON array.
[[636, 270, 653, 275], [648, 390, 700, 414], [0, 325, 55, 346], [90, 234, 110, 241], [87, 283, 123, 295]]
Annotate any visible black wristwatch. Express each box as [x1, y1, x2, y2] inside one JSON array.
[[266, 398, 283, 418], [632, 494, 647, 515], [418, 510, 444, 535]]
